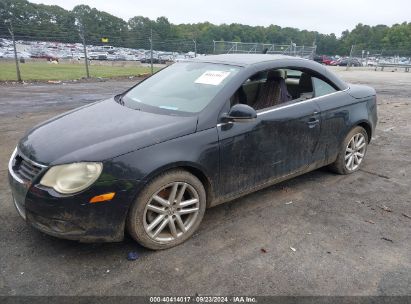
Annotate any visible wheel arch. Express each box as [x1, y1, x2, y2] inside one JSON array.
[[355, 120, 372, 143], [140, 161, 215, 208]]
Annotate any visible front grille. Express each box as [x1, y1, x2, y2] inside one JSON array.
[[12, 154, 43, 182]]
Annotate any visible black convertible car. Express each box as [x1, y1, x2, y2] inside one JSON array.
[[8, 54, 377, 249]]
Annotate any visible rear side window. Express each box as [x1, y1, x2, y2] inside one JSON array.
[[312, 77, 337, 97]]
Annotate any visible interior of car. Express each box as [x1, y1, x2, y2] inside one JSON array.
[[230, 68, 338, 111]]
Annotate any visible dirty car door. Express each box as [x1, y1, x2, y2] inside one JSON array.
[[217, 99, 321, 197]]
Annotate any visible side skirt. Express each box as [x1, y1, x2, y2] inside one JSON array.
[[208, 159, 332, 208]]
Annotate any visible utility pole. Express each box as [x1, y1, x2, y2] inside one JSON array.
[[150, 29, 153, 74], [7, 21, 22, 82], [193, 39, 197, 57], [78, 24, 90, 78]]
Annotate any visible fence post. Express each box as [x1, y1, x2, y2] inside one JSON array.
[[361, 50, 365, 66], [79, 25, 90, 78], [7, 22, 22, 82], [346, 45, 354, 71], [150, 29, 153, 74]]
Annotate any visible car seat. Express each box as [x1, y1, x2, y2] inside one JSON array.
[[297, 72, 314, 100], [253, 70, 292, 110]]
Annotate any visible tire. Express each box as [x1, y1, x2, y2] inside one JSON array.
[[329, 126, 369, 175], [127, 170, 206, 250]]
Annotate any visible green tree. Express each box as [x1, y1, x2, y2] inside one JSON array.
[[1, 0, 411, 56], [72, 4, 128, 46]]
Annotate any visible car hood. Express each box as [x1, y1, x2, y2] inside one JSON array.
[[18, 98, 198, 165]]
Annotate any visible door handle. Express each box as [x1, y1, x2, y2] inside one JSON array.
[[307, 117, 320, 128]]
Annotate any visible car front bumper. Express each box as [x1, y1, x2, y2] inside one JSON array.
[[8, 168, 140, 243]]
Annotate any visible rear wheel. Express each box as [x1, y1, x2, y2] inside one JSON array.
[[330, 126, 368, 174], [127, 170, 206, 250]]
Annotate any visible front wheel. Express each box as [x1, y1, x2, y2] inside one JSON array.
[[330, 126, 369, 174], [127, 170, 206, 250]]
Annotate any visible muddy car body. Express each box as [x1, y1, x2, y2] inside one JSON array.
[[8, 54, 377, 249]]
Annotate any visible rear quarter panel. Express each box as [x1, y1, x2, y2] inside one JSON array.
[[314, 86, 377, 165]]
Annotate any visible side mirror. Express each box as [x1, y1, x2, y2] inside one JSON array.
[[221, 104, 257, 123]]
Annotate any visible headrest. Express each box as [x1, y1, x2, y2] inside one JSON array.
[[267, 69, 286, 81], [299, 72, 313, 92]]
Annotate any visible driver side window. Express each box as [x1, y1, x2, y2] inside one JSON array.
[[230, 68, 339, 111], [230, 69, 291, 110]]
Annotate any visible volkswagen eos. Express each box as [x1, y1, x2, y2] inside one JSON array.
[[8, 54, 378, 249]]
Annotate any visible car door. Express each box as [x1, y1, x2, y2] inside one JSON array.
[[217, 98, 321, 197]]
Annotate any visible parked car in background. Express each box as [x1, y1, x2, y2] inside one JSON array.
[[331, 58, 362, 67], [8, 54, 377, 250], [322, 56, 334, 65], [30, 52, 59, 61], [365, 59, 378, 67], [313, 55, 333, 65], [1, 50, 31, 59], [140, 56, 166, 64]]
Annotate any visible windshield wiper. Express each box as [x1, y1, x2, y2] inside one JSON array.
[[115, 94, 143, 111], [115, 94, 124, 106]]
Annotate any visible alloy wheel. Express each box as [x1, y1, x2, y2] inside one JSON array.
[[143, 182, 200, 242], [345, 133, 366, 171]]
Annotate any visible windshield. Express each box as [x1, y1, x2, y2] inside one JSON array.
[[122, 62, 240, 113]]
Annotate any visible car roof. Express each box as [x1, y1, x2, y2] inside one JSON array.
[[192, 54, 298, 66], [188, 53, 348, 92]]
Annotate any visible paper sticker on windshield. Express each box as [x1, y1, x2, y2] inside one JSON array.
[[195, 71, 231, 85]]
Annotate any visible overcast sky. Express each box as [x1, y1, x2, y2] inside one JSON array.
[[31, 0, 410, 36]]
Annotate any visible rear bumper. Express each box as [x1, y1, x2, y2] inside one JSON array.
[[8, 170, 140, 243]]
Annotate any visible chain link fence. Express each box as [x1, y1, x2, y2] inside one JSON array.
[[212, 41, 317, 59], [346, 45, 411, 70], [0, 28, 210, 81], [1, 31, 320, 81], [6, 27, 411, 82]]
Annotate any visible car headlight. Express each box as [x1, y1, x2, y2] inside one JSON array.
[[40, 162, 103, 194]]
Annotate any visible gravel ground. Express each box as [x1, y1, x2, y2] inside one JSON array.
[[0, 67, 410, 296]]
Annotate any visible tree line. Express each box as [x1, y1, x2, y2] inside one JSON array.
[[1, 0, 410, 55]]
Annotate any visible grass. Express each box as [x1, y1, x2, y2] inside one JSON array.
[[0, 61, 157, 81]]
